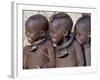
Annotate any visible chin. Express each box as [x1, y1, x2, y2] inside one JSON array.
[[77, 39, 84, 45], [27, 39, 33, 44], [52, 41, 57, 45], [28, 41, 32, 44]]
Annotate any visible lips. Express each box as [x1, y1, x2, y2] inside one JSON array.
[[27, 38, 32, 43], [51, 38, 57, 47], [51, 38, 56, 43], [52, 38, 56, 41]]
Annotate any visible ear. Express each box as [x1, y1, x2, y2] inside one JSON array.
[[63, 31, 68, 37], [40, 31, 45, 37]]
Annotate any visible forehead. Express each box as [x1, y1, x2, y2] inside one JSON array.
[[25, 19, 41, 30], [76, 22, 88, 32], [50, 19, 67, 29]]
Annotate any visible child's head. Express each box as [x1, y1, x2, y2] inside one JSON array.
[[75, 15, 90, 45], [49, 12, 73, 45], [25, 14, 49, 44]]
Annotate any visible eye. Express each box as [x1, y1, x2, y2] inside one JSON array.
[[25, 31, 31, 36]]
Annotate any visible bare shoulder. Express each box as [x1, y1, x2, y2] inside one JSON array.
[[72, 40, 82, 49], [45, 40, 53, 47], [23, 45, 32, 54]]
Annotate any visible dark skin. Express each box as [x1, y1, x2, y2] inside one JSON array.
[[76, 20, 91, 66], [50, 19, 84, 67], [25, 20, 42, 43], [23, 19, 56, 69], [76, 23, 90, 45], [50, 19, 69, 45]]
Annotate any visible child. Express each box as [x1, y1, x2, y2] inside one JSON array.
[[49, 12, 84, 67], [23, 14, 55, 69], [75, 15, 91, 66]]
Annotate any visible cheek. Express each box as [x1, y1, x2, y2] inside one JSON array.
[[81, 33, 88, 40], [31, 32, 40, 40], [77, 34, 88, 43], [53, 32, 63, 42]]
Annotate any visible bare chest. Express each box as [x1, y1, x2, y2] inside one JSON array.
[[27, 45, 49, 68], [55, 46, 77, 67]]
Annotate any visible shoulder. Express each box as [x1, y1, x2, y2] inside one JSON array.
[[72, 40, 81, 48], [23, 45, 32, 54], [45, 40, 53, 47], [23, 45, 32, 50]]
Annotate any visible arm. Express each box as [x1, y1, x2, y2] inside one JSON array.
[[73, 41, 84, 66], [23, 46, 29, 69], [46, 41, 56, 68]]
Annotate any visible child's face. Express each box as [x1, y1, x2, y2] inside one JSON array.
[[76, 24, 89, 45], [25, 20, 43, 43], [50, 19, 68, 45]]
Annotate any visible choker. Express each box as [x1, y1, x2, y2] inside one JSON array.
[[30, 38, 46, 52], [55, 32, 75, 58]]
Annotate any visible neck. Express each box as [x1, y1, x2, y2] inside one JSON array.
[[55, 32, 75, 50], [31, 38, 46, 46], [30, 37, 46, 52], [57, 36, 70, 46], [55, 36, 71, 50], [83, 38, 90, 48]]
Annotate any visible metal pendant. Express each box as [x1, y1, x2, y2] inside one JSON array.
[[30, 45, 38, 52], [57, 49, 69, 58]]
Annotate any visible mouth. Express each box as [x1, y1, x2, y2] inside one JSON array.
[[27, 38, 32, 43], [51, 38, 57, 47], [52, 38, 56, 42]]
